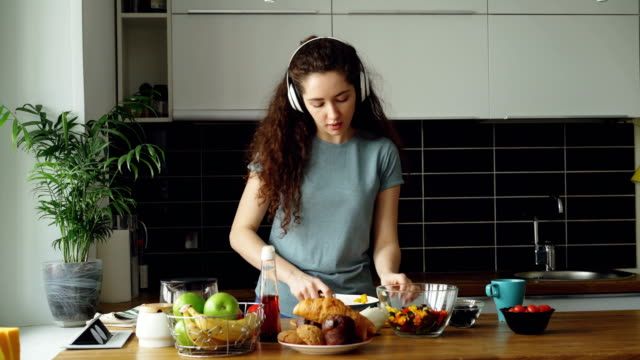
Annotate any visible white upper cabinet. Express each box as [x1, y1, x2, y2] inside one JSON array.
[[333, 0, 489, 119], [489, 15, 640, 118], [171, 1, 330, 119], [158, 0, 640, 121], [488, 0, 639, 14]]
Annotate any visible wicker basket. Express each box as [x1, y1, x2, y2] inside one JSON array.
[[167, 302, 263, 357]]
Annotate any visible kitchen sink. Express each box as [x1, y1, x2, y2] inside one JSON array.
[[514, 270, 636, 281]]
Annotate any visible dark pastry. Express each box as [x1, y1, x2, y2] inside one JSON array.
[[321, 315, 356, 345]]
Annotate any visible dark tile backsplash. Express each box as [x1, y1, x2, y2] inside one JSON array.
[[132, 120, 636, 290]]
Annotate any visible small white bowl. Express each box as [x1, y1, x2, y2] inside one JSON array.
[[136, 303, 173, 348]]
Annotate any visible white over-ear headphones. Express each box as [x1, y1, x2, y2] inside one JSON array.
[[285, 37, 370, 113]]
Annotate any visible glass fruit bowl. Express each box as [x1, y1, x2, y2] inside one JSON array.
[[166, 302, 263, 357], [376, 283, 458, 338]]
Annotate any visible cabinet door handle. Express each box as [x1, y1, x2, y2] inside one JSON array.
[[186, 9, 320, 14], [346, 10, 478, 15], [390, 116, 480, 120], [502, 114, 628, 120], [173, 109, 266, 120]]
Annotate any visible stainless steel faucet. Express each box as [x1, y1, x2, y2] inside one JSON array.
[[533, 218, 556, 271], [533, 196, 564, 271]]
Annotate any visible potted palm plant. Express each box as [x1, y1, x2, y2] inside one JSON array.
[[0, 102, 164, 326]]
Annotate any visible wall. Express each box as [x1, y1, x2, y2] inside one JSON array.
[[636, 126, 640, 269], [397, 120, 635, 272], [131, 120, 636, 292], [0, 0, 115, 326]]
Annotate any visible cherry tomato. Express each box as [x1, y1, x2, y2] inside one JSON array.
[[526, 304, 539, 313], [538, 304, 552, 312], [511, 305, 526, 313]]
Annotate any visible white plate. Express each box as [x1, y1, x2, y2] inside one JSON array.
[[279, 338, 373, 355], [334, 294, 378, 307]]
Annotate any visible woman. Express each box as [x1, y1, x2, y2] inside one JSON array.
[[230, 36, 410, 316]]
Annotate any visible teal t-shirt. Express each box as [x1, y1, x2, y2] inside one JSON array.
[[254, 133, 403, 317]]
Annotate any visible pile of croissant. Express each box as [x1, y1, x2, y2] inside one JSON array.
[[277, 297, 376, 345]]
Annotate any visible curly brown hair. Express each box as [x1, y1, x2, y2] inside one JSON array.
[[247, 37, 402, 234]]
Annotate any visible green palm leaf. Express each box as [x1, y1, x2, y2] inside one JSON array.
[[0, 100, 164, 263]]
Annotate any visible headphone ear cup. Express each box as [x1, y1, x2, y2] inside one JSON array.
[[288, 82, 304, 112], [360, 70, 369, 102]]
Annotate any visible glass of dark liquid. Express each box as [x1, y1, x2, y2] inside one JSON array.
[[449, 299, 484, 328]]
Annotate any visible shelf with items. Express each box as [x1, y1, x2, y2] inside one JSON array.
[[122, 0, 168, 14], [117, 0, 172, 122]]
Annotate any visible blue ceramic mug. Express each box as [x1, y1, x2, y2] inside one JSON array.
[[485, 279, 526, 322]]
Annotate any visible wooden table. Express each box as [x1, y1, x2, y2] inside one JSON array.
[[55, 310, 640, 359]]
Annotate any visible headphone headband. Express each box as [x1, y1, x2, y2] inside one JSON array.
[[286, 37, 370, 113]]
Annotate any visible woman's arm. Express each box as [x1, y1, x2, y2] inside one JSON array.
[[371, 185, 411, 286], [229, 173, 271, 269], [229, 173, 332, 299]]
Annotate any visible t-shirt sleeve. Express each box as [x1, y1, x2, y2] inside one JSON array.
[[379, 141, 404, 191], [247, 153, 263, 173], [247, 162, 263, 173]]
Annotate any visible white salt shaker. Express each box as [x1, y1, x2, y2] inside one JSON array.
[[136, 303, 173, 348]]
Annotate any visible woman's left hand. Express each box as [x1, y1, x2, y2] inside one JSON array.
[[380, 273, 415, 303], [379, 272, 411, 289]]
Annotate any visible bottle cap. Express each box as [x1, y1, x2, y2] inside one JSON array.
[[261, 245, 275, 261]]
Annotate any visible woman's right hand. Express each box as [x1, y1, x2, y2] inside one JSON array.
[[287, 272, 334, 301]]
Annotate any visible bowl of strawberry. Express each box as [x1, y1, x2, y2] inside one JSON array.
[[500, 304, 555, 335]]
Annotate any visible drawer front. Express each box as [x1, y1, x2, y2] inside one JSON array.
[[173, 0, 331, 14], [333, 0, 487, 14], [489, 0, 638, 14]]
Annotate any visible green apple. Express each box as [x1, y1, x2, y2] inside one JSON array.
[[203, 292, 240, 319], [173, 292, 206, 316], [174, 320, 194, 346]]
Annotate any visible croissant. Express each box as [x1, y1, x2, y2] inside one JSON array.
[[292, 297, 376, 341]]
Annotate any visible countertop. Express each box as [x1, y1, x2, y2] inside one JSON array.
[[406, 270, 640, 297], [97, 270, 640, 314], [54, 310, 640, 360]]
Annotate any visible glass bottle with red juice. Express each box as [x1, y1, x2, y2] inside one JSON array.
[[259, 245, 281, 342]]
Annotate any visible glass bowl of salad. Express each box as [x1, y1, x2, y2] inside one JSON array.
[[376, 283, 458, 338]]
